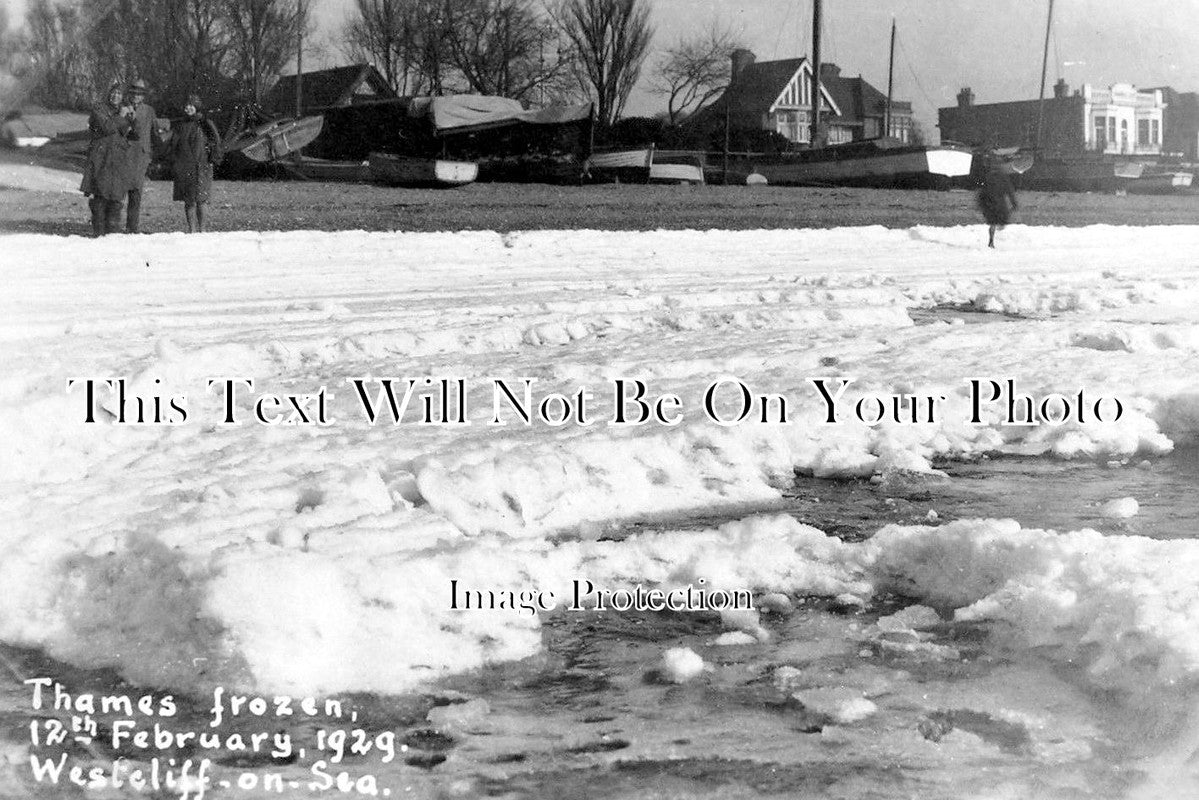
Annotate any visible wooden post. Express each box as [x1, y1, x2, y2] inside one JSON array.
[[885, 18, 895, 139], [295, 0, 304, 118]]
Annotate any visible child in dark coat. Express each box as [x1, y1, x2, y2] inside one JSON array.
[[169, 95, 222, 233]]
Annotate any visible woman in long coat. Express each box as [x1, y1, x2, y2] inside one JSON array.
[[81, 82, 136, 236], [976, 155, 1019, 248], [169, 95, 222, 233]]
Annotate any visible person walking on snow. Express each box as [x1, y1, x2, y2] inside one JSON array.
[[976, 155, 1019, 248]]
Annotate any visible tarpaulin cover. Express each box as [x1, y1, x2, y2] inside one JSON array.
[[428, 96, 592, 134]]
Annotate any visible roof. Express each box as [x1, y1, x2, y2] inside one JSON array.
[[262, 64, 396, 114], [819, 66, 912, 126], [688, 57, 909, 133]]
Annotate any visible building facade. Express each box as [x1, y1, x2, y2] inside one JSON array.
[[689, 50, 914, 147], [1152, 87, 1199, 161], [939, 79, 1166, 157]]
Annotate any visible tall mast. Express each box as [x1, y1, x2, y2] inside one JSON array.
[[809, 0, 822, 147], [295, 0, 305, 117], [885, 17, 895, 138], [1036, 0, 1054, 148]]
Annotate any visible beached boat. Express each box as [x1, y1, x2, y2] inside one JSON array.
[[747, 138, 974, 188], [1008, 3, 1149, 194], [649, 162, 705, 184], [1016, 156, 1144, 192], [1127, 169, 1194, 194], [225, 115, 324, 162], [585, 148, 653, 183], [368, 152, 478, 188], [728, 5, 972, 189]]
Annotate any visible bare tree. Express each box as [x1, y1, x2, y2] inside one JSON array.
[[343, 0, 455, 95], [653, 22, 739, 125], [21, 0, 91, 107], [73, 0, 230, 106], [442, 0, 571, 102], [342, 0, 415, 93], [553, 0, 652, 125], [222, 0, 306, 102]]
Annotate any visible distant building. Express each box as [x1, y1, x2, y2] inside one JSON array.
[[687, 50, 914, 147], [262, 65, 396, 116], [939, 79, 1166, 157], [1150, 87, 1199, 161]]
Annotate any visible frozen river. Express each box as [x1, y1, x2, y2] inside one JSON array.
[[2, 224, 1199, 798]]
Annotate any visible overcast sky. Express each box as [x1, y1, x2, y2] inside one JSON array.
[[306, 0, 1199, 133]]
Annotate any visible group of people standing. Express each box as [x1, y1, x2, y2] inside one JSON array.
[[81, 80, 223, 235]]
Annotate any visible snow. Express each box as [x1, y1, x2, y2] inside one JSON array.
[[1102, 496, 1140, 518], [3, 224, 1199, 792], [0, 163, 80, 193], [660, 647, 706, 683]]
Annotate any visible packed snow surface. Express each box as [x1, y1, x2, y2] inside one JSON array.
[[2, 225, 1199, 719]]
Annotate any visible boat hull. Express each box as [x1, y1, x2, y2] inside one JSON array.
[[368, 152, 478, 188], [648, 162, 705, 184], [586, 149, 653, 183], [1127, 171, 1194, 194], [286, 157, 371, 182], [226, 116, 325, 163], [1016, 157, 1145, 193], [743, 144, 974, 189]]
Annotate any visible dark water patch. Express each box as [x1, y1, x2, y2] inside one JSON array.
[[401, 728, 456, 751], [909, 305, 1033, 326], [476, 758, 914, 799], [919, 709, 1033, 755], [782, 447, 1199, 541], [935, 447, 1199, 539], [564, 737, 630, 754], [404, 751, 447, 769]]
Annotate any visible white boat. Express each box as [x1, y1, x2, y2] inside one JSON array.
[[587, 149, 653, 170], [585, 148, 653, 182], [649, 162, 705, 184], [368, 152, 478, 188], [648, 151, 706, 184]]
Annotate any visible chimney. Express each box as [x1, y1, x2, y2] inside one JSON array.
[[1054, 78, 1068, 99], [957, 87, 974, 108], [730, 49, 756, 82]]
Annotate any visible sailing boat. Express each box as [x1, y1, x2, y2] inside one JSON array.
[[1015, 0, 1147, 192], [741, 2, 973, 189]]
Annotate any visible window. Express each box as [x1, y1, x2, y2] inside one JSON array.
[[775, 111, 798, 142], [1138, 119, 1150, 145], [1152, 119, 1160, 145], [1108, 117, 1116, 143], [1094, 116, 1107, 149]]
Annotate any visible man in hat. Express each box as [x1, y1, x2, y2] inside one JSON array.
[[123, 78, 160, 233]]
